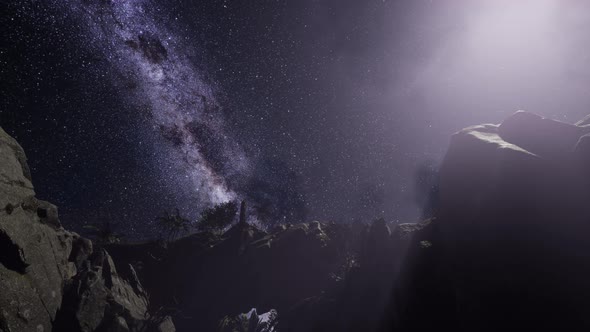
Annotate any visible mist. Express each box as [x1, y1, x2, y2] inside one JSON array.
[[298, 0, 590, 222], [408, 0, 590, 125]]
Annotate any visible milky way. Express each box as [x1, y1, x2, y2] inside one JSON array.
[[63, 0, 250, 209], [13, 0, 589, 239]]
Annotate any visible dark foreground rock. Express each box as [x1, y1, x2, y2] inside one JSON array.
[[106, 220, 357, 331], [106, 213, 424, 332], [387, 112, 590, 331], [0, 127, 175, 332]]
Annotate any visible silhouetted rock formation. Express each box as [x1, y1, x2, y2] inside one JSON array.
[[0, 127, 175, 332], [390, 111, 590, 331], [107, 220, 354, 332]]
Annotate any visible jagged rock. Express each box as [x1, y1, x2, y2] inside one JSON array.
[[218, 308, 278, 332], [20, 196, 62, 229], [70, 236, 94, 270], [0, 127, 174, 332], [56, 249, 150, 332], [439, 122, 538, 221], [154, 316, 176, 332]]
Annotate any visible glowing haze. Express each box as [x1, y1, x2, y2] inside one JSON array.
[[304, 0, 590, 222], [408, 0, 590, 126]]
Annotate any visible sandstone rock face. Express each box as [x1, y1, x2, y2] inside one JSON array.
[[0, 127, 173, 332]]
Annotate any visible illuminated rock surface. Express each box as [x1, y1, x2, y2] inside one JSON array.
[[0, 127, 175, 332]]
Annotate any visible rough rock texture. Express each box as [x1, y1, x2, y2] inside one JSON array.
[[388, 112, 590, 331], [54, 250, 154, 332], [0, 127, 174, 332], [107, 213, 422, 332], [106, 219, 368, 332], [0, 127, 73, 332]]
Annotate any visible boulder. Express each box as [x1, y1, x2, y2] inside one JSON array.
[[390, 112, 590, 331]]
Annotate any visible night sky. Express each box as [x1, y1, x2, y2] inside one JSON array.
[[2, 0, 590, 238]]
